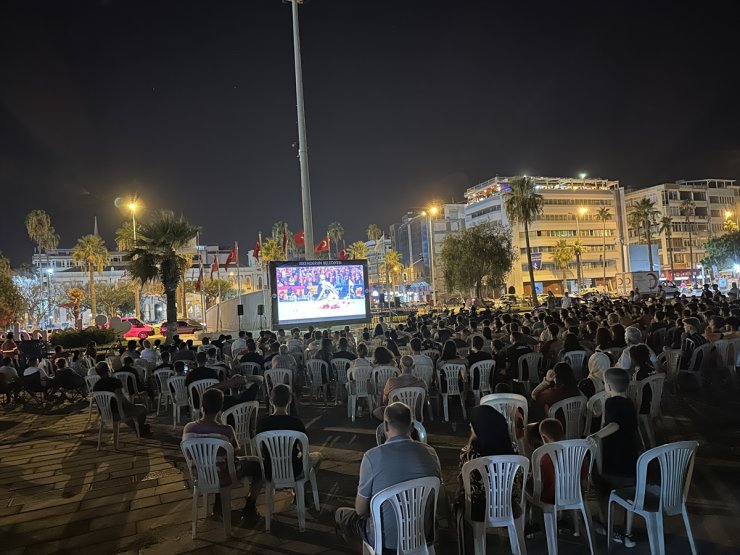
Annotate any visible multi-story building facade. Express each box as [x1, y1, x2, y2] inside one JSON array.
[[464, 175, 628, 296], [364, 237, 392, 289], [625, 178, 740, 282]]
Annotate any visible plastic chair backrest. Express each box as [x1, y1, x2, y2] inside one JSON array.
[[632, 440, 698, 516], [421, 349, 439, 364], [480, 393, 529, 441], [389, 386, 426, 421], [92, 391, 122, 425], [369, 476, 440, 555], [657, 349, 682, 382], [112, 371, 138, 397], [531, 439, 594, 508], [585, 390, 608, 431], [461, 455, 529, 525], [636, 374, 665, 418], [563, 350, 589, 379], [153, 369, 175, 394], [255, 430, 310, 487], [306, 359, 329, 385], [413, 361, 434, 388], [188, 378, 219, 412], [264, 368, 293, 393], [373, 366, 399, 392], [85, 374, 101, 392], [349, 365, 373, 396], [518, 352, 543, 383], [375, 422, 428, 446], [331, 358, 352, 384], [238, 362, 262, 376], [547, 396, 587, 440], [168, 375, 189, 406], [181, 437, 236, 494], [713, 339, 735, 370], [220, 401, 259, 449], [470, 360, 495, 391], [439, 363, 465, 396], [687, 343, 711, 373]]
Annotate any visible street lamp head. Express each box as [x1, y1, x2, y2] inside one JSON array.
[[128, 202, 137, 212], [420, 210, 427, 217], [579, 173, 587, 180], [725, 210, 733, 219], [579, 206, 588, 216], [47, 269, 53, 275], [429, 206, 439, 216]]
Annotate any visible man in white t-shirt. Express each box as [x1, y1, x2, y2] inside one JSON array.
[[140, 340, 159, 365], [561, 292, 572, 309]]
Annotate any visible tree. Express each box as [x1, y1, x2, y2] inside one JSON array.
[[346, 241, 369, 260], [65, 287, 85, 330], [260, 238, 284, 265], [724, 218, 738, 232], [366, 224, 382, 242], [327, 222, 345, 259], [128, 210, 200, 344], [95, 281, 136, 317], [596, 207, 612, 283], [271, 221, 294, 258], [115, 220, 143, 319], [12, 271, 63, 328], [659, 216, 676, 279], [0, 253, 24, 328], [628, 198, 661, 273], [25, 209, 60, 255], [504, 176, 543, 306], [440, 223, 515, 300], [71, 234, 110, 319], [203, 278, 234, 304], [680, 199, 696, 284], [702, 231, 740, 271], [552, 240, 574, 293], [379, 249, 404, 295]]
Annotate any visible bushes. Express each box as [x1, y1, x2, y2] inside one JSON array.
[[50, 327, 116, 349]]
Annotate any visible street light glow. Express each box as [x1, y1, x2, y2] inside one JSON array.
[[429, 206, 439, 216], [725, 210, 733, 219], [129, 201, 137, 211], [579, 206, 588, 216], [579, 172, 587, 180]]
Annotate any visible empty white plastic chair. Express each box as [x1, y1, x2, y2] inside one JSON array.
[[375, 421, 427, 446], [306, 359, 331, 404], [563, 350, 589, 381], [470, 360, 495, 403], [439, 363, 467, 422], [188, 378, 219, 418], [331, 358, 352, 405], [516, 352, 543, 394], [362, 476, 440, 555], [389, 386, 426, 423], [608, 440, 699, 555], [480, 393, 528, 453], [220, 401, 259, 456], [372, 365, 399, 405], [168, 375, 189, 428], [92, 391, 140, 450], [527, 439, 596, 555], [181, 437, 236, 539], [348, 366, 374, 422], [153, 368, 174, 416], [460, 455, 529, 555], [84, 374, 100, 422], [548, 396, 587, 440], [255, 430, 320, 533]]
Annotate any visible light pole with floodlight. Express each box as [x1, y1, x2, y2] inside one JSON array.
[[129, 200, 141, 319]]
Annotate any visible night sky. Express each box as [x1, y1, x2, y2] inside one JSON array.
[[2, 0, 739, 266]]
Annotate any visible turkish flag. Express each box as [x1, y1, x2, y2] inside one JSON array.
[[210, 256, 219, 279], [314, 235, 329, 254], [338, 248, 347, 260], [195, 267, 203, 292], [224, 245, 237, 270], [253, 237, 261, 261], [293, 231, 305, 248]]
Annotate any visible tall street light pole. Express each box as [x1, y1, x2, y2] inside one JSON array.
[[425, 206, 439, 306], [288, 0, 315, 259], [129, 201, 141, 320]]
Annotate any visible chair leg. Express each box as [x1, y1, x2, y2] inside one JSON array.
[[221, 487, 232, 537], [309, 468, 320, 511], [543, 510, 558, 555], [191, 488, 198, 539], [296, 483, 306, 532], [645, 512, 666, 555], [681, 507, 698, 555], [607, 498, 614, 553], [156, 393, 161, 416], [113, 422, 119, 450], [580, 504, 596, 555], [97, 420, 104, 451], [472, 521, 485, 555], [515, 516, 528, 555], [460, 395, 467, 420], [264, 484, 274, 533], [442, 394, 449, 422], [350, 396, 356, 422]]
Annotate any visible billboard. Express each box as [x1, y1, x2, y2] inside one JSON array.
[[269, 259, 371, 327]]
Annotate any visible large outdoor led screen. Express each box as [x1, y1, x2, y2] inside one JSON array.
[[269, 260, 371, 327]]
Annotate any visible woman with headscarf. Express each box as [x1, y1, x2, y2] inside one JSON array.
[[455, 405, 523, 550], [579, 351, 609, 398]]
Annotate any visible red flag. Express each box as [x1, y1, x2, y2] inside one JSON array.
[[282, 225, 288, 256], [314, 235, 329, 254], [195, 267, 203, 292], [253, 237, 261, 261], [224, 245, 237, 270], [293, 231, 305, 248], [338, 248, 347, 260], [210, 255, 219, 279]]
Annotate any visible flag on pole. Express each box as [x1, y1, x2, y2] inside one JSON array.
[[195, 266, 203, 292], [253, 235, 261, 262], [224, 244, 238, 270], [293, 231, 305, 249], [314, 235, 329, 254], [282, 223, 289, 258], [210, 255, 219, 279], [338, 239, 347, 260]]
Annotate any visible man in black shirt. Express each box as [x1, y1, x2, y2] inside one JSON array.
[[93, 362, 151, 436], [332, 338, 357, 362], [172, 342, 197, 364], [185, 352, 219, 410], [504, 331, 532, 380], [239, 341, 265, 367]]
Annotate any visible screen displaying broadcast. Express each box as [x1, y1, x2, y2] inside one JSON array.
[[270, 260, 371, 327]]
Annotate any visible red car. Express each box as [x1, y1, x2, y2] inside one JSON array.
[[159, 319, 204, 335]]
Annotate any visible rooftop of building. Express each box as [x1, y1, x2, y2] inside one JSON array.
[[464, 175, 620, 204], [624, 178, 738, 193]]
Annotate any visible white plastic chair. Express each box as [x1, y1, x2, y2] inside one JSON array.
[[469, 360, 495, 404], [306, 359, 331, 404], [187, 378, 219, 418], [516, 352, 543, 394], [678, 343, 711, 388], [527, 439, 596, 555], [373, 365, 399, 405], [84, 374, 100, 421], [563, 350, 589, 381], [375, 421, 428, 445], [656, 349, 682, 388], [460, 455, 529, 555], [479, 393, 529, 453], [264, 368, 293, 399], [92, 391, 140, 450], [389, 386, 426, 423], [181, 437, 236, 539], [112, 370, 150, 411], [584, 391, 608, 434], [603, 347, 624, 365], [331, 358, 352, 405], [348, 366, 374, 422], [439, 363, 467, 422], [608, 441, 699, 555], [220, 401, 259, 456], [255, 430, 320, 533], [362, 476, 440, 555], [168, 375, 189, 427], [237, 361, 262, 376], [133, 358, 152, 381], [412, 359, 435, 390], [713, 338, 736, 387], [153, 368, 174, 416], [635, 374, 665, 449], [421, 349, 440, 365], [547, 396, 587, 440]]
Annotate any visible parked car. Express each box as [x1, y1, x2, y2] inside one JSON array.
[[159, 319, 204, 336], [120, 317, 155, 340]]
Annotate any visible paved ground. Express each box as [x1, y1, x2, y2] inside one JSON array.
[[1, 384, 739, 555]]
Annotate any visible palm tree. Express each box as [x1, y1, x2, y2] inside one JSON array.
[[552, 240, 574, 293], [346, 241, 369, 260], [270, 221, 293, 259], [25, 210, 60, 255], [504, 176, 543, 306], [66, 287, 85, 330], [659, 216, 676, 280], [116, 220, 142, 319], [380, 249, 405, 297], [71, 235, 110, 319], [128, 210, 200, 344], [327, 222, 344, 259], [260, 238, 284, 264], [596, 207, 612, 283], [680, 199, 696, 285], [628, 198, 661, 273], [366, 224, 382, 242]]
